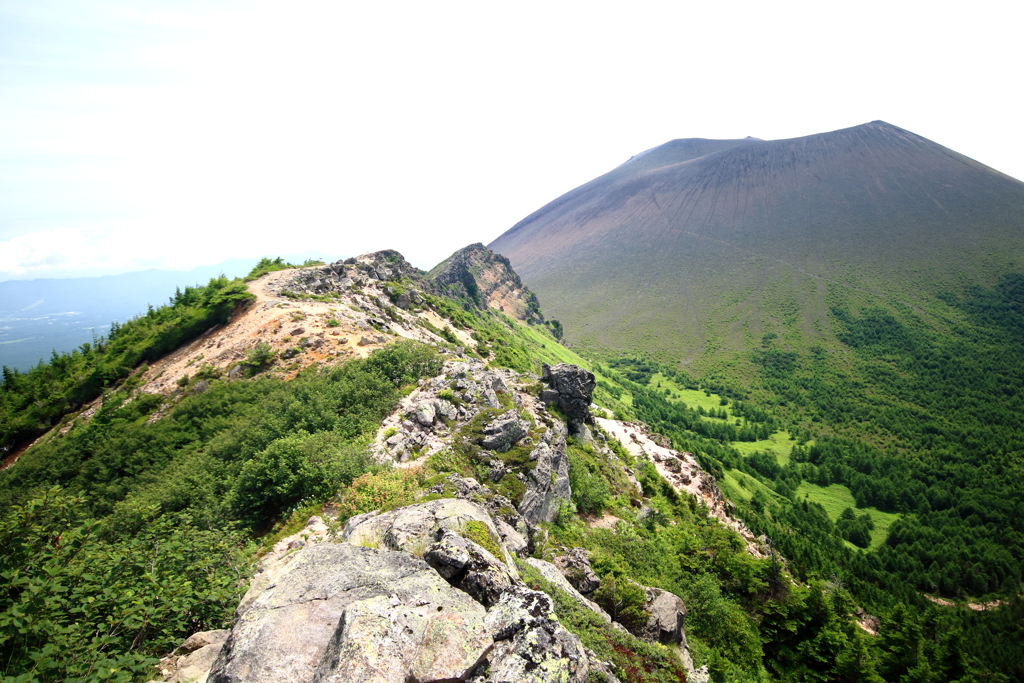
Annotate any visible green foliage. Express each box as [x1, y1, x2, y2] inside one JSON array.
[[0, 276, 253, 451], [567, 442, 613, 515], [593, 573, 648, 631], [244, 256, 297, 281], [0, 338, 448, 678], [461, 520, 503, 558], [0, 487, 248, 682], [334, 468, 423, 521], [230, 432, 372, 527], [517, 561, 688, 683], [242, 343, 277, 376]]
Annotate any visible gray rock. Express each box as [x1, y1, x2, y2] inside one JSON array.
[[414, 402, 436, 426], [342, 499, 519, 578], [473, 587, 590, 683], [481, 388, 501, 408], [423, 530, 473, 580], [553, 548, 601, 596], [517, 440, 571, 524], [425, 531, 515, 608], [525, 558, 610, 622], [433, 398, 458, 421], [540, 364, 596, 435], [689, 665, 711, 683], [208, 544, 491, 683], [493, 518, 529, 558], [488, 461, 506, 483], [641, 586, 688, 645], [480, 412, 528, 453]]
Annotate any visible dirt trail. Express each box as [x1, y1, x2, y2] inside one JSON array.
[[3, 264, 460, 469], [136, 266, 451, 396]]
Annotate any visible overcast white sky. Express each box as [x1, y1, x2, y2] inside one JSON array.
[[1, 0, 1020, 281]]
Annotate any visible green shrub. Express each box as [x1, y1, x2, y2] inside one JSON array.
[[594, 573, 648, 632], [362, 340, 442, 387], [230, 431, 373, 527], [0, 488, 249, 683], [335, 468, 423, 521], [243, 343, 277, 375], [461, 520, 503, 558], [569, 451, 611, 515]]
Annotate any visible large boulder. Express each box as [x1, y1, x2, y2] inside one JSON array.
[[553, 548, 601, 597], [524, 558, 610, 623], [479, 411, 529, 452], [641, 586, 688, 646], [518, 438, 571, 524], [208, 543, 492, 683], [424, 530, 516, 608], [472, 587, 590, 683], [342, 498, 519, 580], [540, 364, 596, 435]]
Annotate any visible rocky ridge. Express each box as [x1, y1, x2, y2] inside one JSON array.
[[426, 243, 545, 324], [152, 355, 755, 683]]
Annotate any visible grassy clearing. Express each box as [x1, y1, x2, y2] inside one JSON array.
[[732, 431, 797, 465], [720, 468, 779, 504], [512, 323, 586, 368], [795, 481, 899, 549], [650, 373, 733, 416]]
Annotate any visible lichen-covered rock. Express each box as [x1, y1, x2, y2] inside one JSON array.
[[472, 587, 590, 683], [553, 548, 601, 597], [208, 543, 491, 683], [425, 531, 516, 608], [414, 401, 436, 426], [480, 412, 528, 452], [342, 498, 519, 579], [524, 558, 610, 623], [313, 592, 491, 683], [518, 439, 571, 524], [493, 518, 529, 557]]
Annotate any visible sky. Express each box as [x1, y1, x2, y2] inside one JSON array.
[[1, 0, 1021, 281]]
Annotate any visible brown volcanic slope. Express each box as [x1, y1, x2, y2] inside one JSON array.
[[489, 121, 1024, 366]]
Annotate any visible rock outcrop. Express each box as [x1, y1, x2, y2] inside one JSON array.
[[425, 243, 545, 324], [540, 363, 596, 436], [370, 357, 575, 525], [198, 499, 592, 683]]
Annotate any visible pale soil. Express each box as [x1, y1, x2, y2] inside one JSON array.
[[4, 266, 467, 467], [136, 267, 455, 396], [597, 416, 769, 559], [924, 594, 1005, 611]]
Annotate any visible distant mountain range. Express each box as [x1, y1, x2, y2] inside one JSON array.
[[490, 121, 1024, 368], [0, 253, 331, 370]]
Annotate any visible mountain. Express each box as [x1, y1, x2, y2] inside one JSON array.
[[489, 121, 1024, 365]]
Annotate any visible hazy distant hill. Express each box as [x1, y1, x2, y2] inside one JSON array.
[[0, 254, 331, 370], [490, 121, 1024, 368]]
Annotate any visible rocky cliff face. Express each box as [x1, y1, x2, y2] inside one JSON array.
[[426, 243, 544, 324]]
